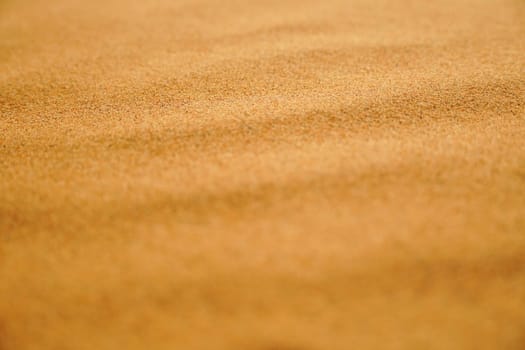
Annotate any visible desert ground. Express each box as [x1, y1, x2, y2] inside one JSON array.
[[1, 0, 525, 349]]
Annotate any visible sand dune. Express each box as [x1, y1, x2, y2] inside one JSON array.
[[1, 0, 525, 349]]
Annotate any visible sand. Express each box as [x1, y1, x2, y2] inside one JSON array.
[[1, 0, 525, 349]]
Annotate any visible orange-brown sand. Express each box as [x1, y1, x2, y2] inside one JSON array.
[[1, 0, 525, 349]]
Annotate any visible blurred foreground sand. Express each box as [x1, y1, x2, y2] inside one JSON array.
[[1, 0, 525, 349]]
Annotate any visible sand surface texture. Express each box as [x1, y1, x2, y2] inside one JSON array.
[[1, 0, 525, 349]]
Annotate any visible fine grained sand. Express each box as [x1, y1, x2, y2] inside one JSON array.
[[1, 0, 525, 349]]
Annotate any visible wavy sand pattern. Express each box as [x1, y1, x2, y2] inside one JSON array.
[[1, 0, 525, 349]]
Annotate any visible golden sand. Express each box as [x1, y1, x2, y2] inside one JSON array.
[[1, 0, 525, 349]]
